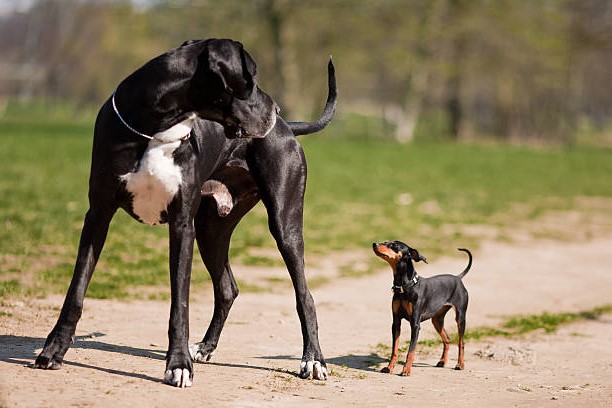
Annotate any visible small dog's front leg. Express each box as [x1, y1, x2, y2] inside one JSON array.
[[401, 321, 420, 376], [381, 316, 401, 373]]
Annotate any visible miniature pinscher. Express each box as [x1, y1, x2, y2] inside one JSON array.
[[372, 241, 472, 376]]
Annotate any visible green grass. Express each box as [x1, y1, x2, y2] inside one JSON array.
[[301, 136, 612, 254], [0, 280, 21, 297], [1, 111, 612, 298], [455, 305, 612, 343], [502, 305, 612, 334], [375, 305, 612, 354]]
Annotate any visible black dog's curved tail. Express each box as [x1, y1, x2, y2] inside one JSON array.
[[457, 248, 472, 279], [288, 58, 337, 136]]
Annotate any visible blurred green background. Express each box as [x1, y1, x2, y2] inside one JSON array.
[[1, 0, 611, 299]]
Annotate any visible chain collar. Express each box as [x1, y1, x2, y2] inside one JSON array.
[[111, 88, 154, 140], [391, 274, 419, 294]]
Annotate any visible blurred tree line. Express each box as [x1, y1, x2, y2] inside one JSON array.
[[0, 0, 611, 144]]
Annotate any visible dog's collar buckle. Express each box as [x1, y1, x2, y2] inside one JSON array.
[[391, 274, 419, 294]]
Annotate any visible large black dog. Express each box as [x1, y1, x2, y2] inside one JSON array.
[[34, 39, 336, 387]]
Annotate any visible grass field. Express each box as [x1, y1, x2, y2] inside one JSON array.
[[1, 110, 611, 299]]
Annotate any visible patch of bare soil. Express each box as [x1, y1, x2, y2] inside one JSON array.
[[2, 224, 612, 407]]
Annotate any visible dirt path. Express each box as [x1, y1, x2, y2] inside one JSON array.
[[2, 236, 612, 407]]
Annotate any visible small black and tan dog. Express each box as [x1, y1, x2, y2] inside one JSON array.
[[372, 241, 472, 376]]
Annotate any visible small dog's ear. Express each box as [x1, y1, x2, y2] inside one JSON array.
[[409, 248, 428, 263]]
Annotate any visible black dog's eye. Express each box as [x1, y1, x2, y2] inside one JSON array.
[[213, 91, 234, 108]]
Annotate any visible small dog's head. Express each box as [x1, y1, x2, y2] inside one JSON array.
[[372, 240, 428, 273]]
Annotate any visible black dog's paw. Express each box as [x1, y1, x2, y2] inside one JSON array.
[[381, 366, 391, 373], [164, 368, 192, 388], [165, 352, 193, 388], [33, 354, 63, 370], [34, 330, 72, 370], [189, 342, 216, 363], [299, 360, 328, 380]]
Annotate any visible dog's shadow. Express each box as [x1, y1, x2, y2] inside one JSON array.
[[1, 335, 306, 382], [261, 353, 389, 372], [326, 353, 387, 372], [0, 335, 435, 383], [0, 333, 166, 383], [326, 354, 438, 375]]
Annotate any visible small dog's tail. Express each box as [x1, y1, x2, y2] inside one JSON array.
[[287, 58, 337, 136], [457, 248, 472, 279]]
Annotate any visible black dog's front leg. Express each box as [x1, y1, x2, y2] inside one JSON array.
[[164, 215, 195, 388], [35, 206, 115, 369], [381, 315, 402, 373], [401, 320, 421, 376]]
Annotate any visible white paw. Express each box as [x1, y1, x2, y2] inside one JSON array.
[[189, 343, 214, 363], [313, 361, 328, 380], [299, 360, 328, 380], [164, 368, 192, 388]]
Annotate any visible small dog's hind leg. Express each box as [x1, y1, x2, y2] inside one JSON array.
[[432, 306, 452, 367]]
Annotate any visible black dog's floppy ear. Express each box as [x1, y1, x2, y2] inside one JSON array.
[[180, 39, 201, 47], [205, 39, 256, 100], [409, 248, 428, 263]]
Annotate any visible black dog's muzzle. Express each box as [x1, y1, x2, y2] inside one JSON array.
[[219, 90, 278, 139]]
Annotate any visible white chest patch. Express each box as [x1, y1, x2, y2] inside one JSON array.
[[120, 116, 195, 225]]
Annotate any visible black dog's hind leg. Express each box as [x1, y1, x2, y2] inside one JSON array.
[[190, 189, 259, 362], [248, 127, 327, 380], [432, 305, 452, 368], [455, 306, 467, 370], [35, 205, 116, 369]]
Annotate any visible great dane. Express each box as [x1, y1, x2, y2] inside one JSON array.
[[34, 38, 336, 387]]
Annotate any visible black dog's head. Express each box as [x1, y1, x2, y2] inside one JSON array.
[[168, 39, 278, 139], [372, 240, 427, 277]]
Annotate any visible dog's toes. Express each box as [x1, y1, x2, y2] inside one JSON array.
[[34, 355, 63, 370], [299, 360, 328, 380], [312, 361, 328, 380], [381, 367, 391, 373], [436, 361, 445, 368], [454, 365, 464, 371], [164, 368, 192, 388], [299, 360, 314, 379], [189, 342, 215, 363]]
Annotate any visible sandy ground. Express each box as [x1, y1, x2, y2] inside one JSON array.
[[2, 233, 612, 407]]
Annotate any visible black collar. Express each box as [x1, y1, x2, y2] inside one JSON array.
[[391, 274, 419, 294]]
